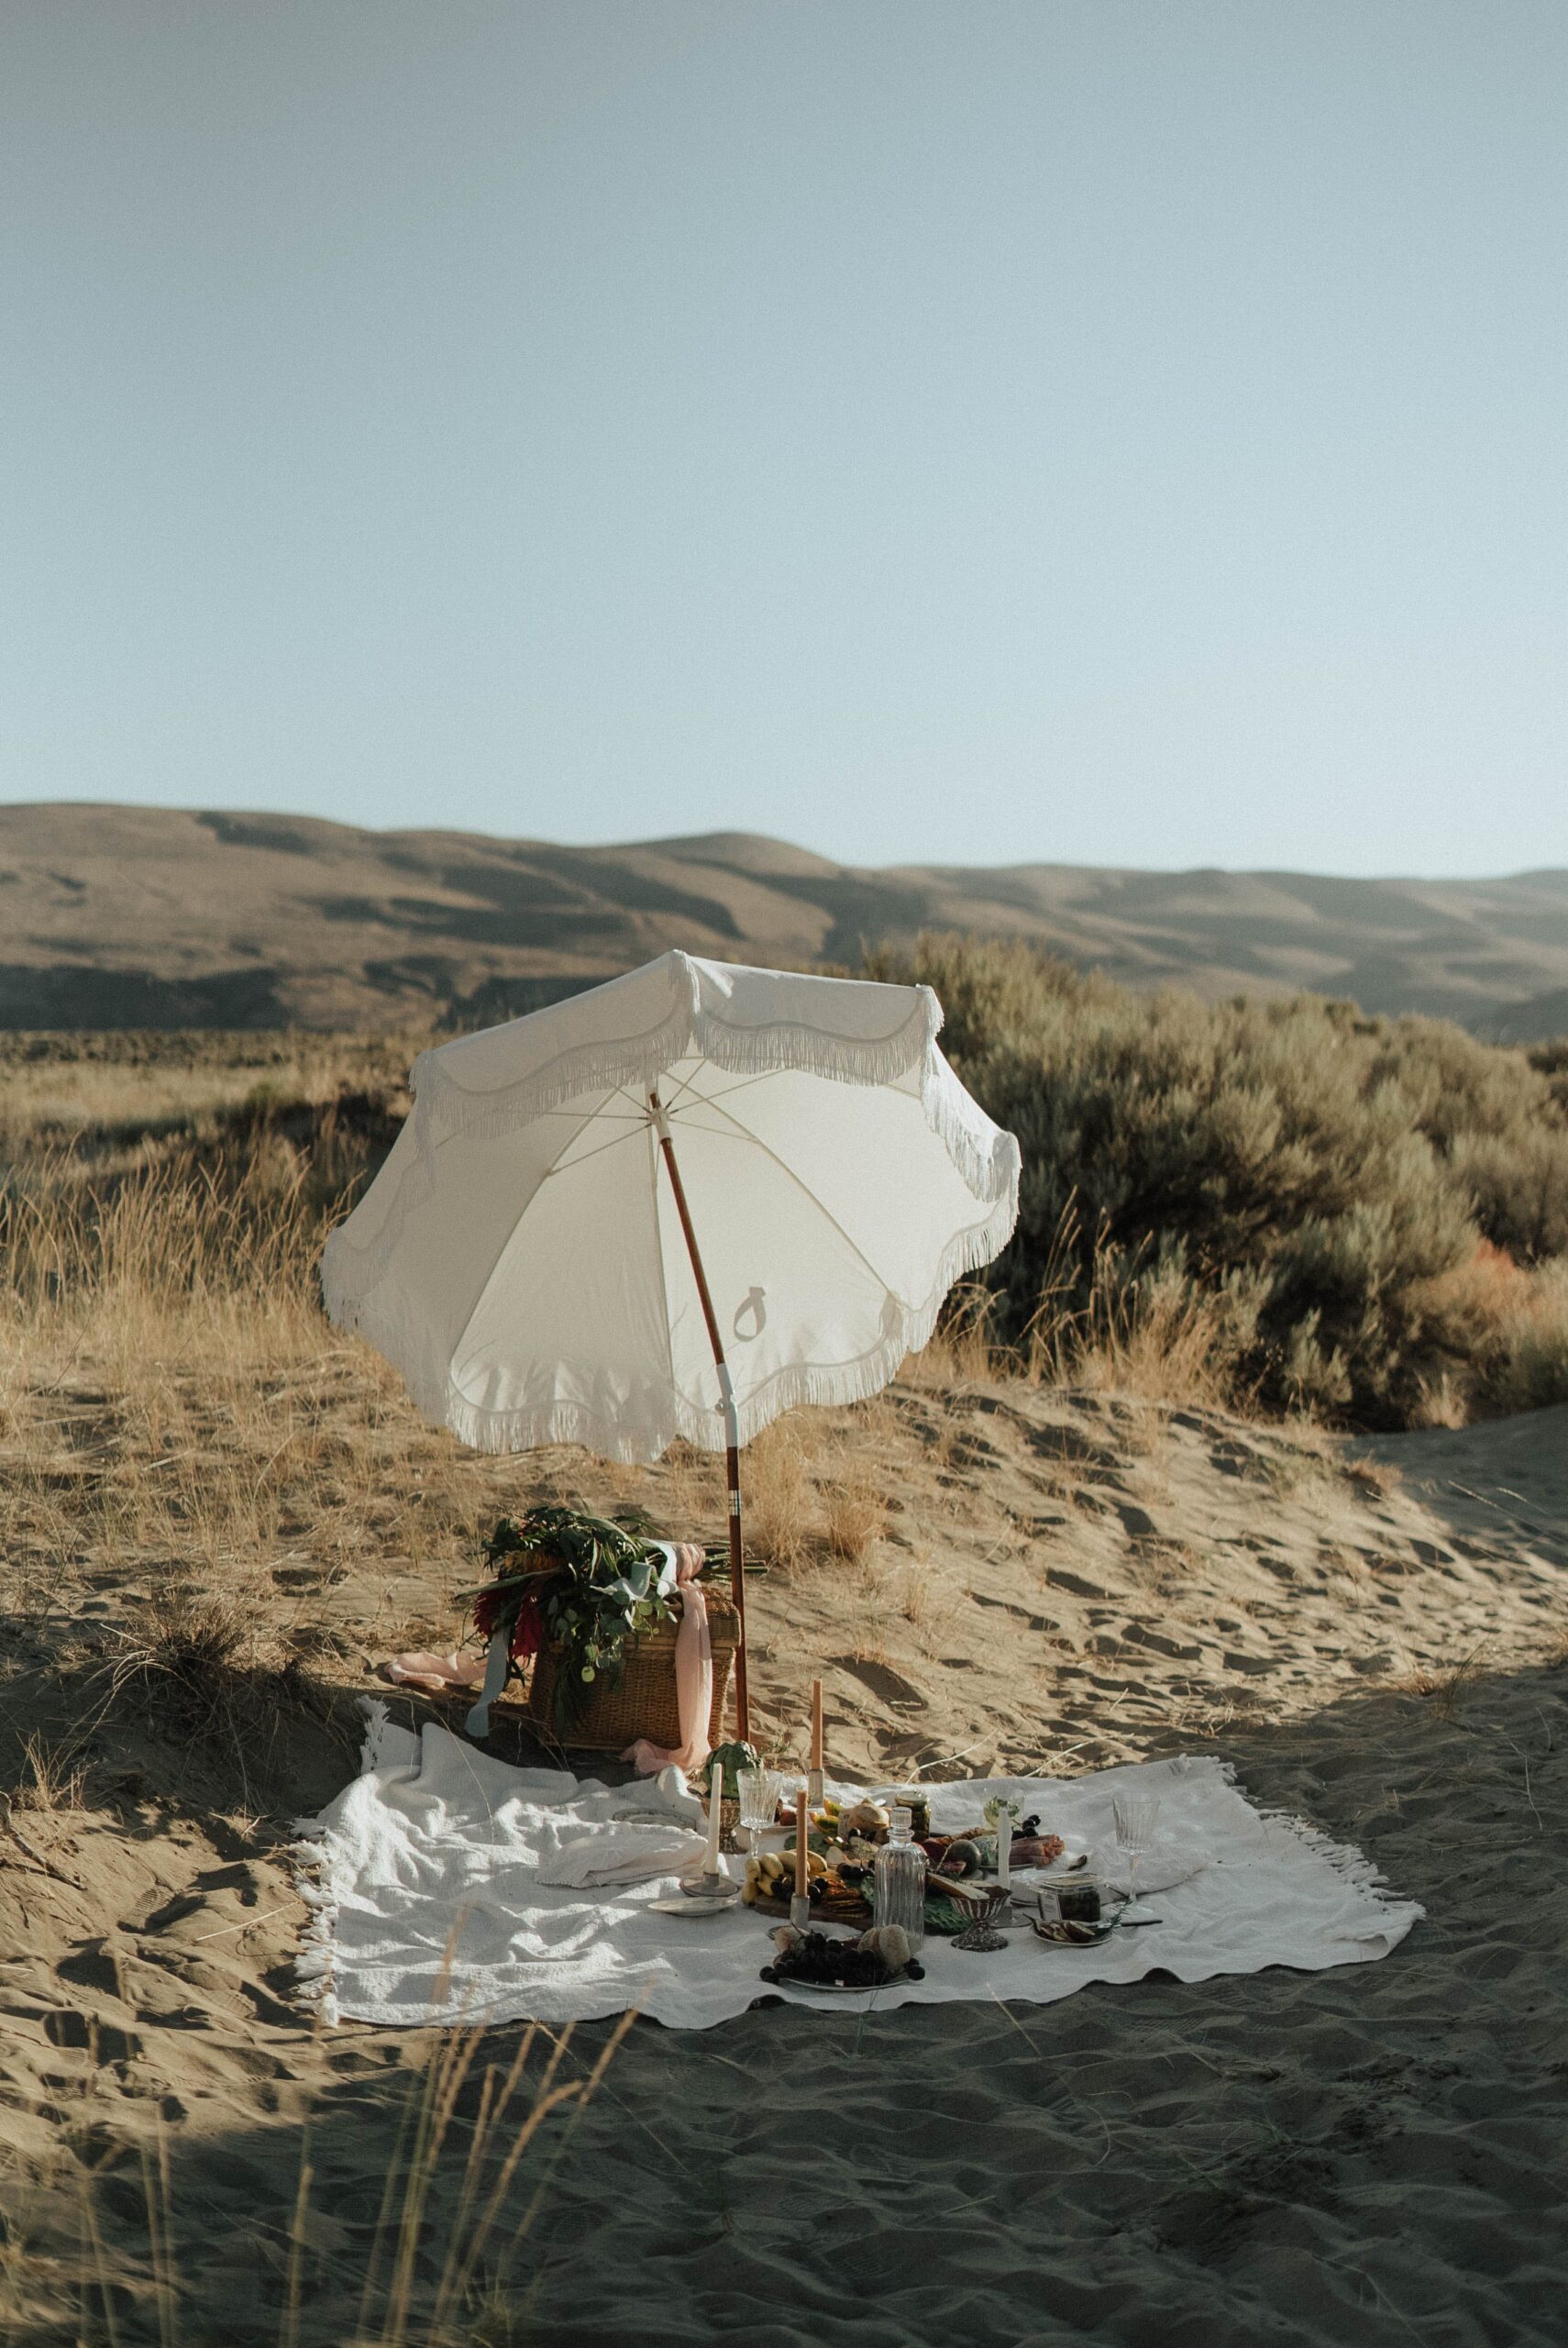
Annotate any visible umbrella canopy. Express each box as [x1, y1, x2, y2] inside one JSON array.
[[321, 949, 1021, 1738]]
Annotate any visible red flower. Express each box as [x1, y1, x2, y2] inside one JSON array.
[[471, 1584, 508, 1642], [509, 1590, 544, 1661]]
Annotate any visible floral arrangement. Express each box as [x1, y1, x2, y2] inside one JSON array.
[[461, 1506, 712, 1734]]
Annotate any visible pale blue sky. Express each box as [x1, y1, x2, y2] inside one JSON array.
[[2, 2, 1563, 874]]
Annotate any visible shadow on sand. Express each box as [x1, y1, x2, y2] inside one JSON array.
[[6, 1644, 1563, 2348]]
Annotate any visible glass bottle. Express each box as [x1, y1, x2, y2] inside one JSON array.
[[874, 1805, 927, 1951]]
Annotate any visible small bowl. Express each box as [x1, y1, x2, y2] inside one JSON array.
[[1031, 1913, 1120, 1948]]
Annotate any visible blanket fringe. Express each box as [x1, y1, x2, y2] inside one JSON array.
[[1204, 1755, 1422, 1917], [287, 1698, 398, 2024]]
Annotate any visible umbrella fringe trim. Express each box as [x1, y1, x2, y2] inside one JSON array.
[[322, 1029, 1018, 1316], [323, 1187, 1017, 1464], [406, 982, 944, 1143]]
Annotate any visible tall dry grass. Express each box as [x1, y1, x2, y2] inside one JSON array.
[[1, 2010, 630, 2348], [0, 1047, 921, 1814], [0, 1057, 646, 2346], [915, 1218, 1248, 1415]]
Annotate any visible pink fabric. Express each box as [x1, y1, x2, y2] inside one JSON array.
[[381, 1544, 714, 1773], [623, 1544, 713, 1777], [381, 1650, 487, 1695]]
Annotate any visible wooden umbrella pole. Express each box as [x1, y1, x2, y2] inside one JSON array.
[[649, 1091, 749, 1744]]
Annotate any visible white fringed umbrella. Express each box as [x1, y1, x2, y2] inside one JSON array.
[[322, 949, 1020, 1739]]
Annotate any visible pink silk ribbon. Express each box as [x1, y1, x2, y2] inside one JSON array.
[[622, 1542, 713, 1777]]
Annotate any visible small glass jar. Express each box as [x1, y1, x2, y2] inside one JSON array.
[[889, 1786, 931, 1841], [1053, 1875, 1103, 1926], [873, 1806, 928, 1951]]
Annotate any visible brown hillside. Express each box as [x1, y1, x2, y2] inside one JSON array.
[[3, 800, 1568, 1034]]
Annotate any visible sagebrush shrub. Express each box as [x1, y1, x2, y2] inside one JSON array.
[[869, 937, 1568, 1429]]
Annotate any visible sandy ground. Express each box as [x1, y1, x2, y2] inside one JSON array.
[[3, 1382, 1567, 2343]]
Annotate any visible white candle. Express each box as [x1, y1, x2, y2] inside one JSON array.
[[997, 1809, 1011, 1891], [703, 1765, 723, 1875]]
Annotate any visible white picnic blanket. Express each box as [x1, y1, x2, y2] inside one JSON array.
[[293, 1705, 1421, 2030]]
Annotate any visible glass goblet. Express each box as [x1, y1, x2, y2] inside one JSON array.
[[735, 1767, 783, 1845], [1110, 1788, 1162, 1922]]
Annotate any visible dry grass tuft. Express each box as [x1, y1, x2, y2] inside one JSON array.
[[80, 1584, 349, 1809], [1342, 1456, 1404, 1501], [740, 1420, 817, 1567], [1045, 1262, 1245, 1412], [897, 1557, 957, 1653], [910, 1247, 1251, 1417], [10, 1732, 87, 1815], [1395, 1641, 1492, 1718], [911, 1284, 1002, 1388], [822, 1476, 884, 1563]]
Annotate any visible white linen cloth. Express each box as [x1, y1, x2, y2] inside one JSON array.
[[536, 1823, 711, 1889], [319, 950, 1020, 1463], [1094, 1842, 1215, 1897], [294, 1710, 1421, 2031]]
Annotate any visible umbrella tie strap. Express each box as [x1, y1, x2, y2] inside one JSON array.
[[715, 1361, 740, 1453]]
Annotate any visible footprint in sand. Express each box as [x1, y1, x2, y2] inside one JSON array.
[[834, 1656, 928, 1711]]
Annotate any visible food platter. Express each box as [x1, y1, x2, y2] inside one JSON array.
[[777, 1968, 912, 1996]]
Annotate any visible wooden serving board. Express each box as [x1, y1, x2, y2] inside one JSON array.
[[749, 1887, 874, 1926]]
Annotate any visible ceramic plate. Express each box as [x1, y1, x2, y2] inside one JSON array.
[[647, 1893, 741, 1918]]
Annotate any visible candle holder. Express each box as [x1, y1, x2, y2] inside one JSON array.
[[679, 1868, 737, 1901], [984, 1794, 1021, 1904]]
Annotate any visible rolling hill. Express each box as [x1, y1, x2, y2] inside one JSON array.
[[2, 801, 1566, 1037]]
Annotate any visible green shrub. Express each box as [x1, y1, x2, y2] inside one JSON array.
[[869, 937, 1568, 1430]]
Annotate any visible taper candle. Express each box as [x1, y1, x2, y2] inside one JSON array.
[[997, 1813, 1010, 1891], [795, 1787, 809, 1897], [808, 1678, 824, 1806]]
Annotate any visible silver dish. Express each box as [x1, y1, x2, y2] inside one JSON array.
[[1030, 1898, 1136, 1947], [777, 1968, 910, 1995]]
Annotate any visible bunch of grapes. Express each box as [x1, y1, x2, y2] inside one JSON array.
[[759, 1930, 925, 1989]]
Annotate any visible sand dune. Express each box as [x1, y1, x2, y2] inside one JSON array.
[[3, 1370, 1566, 2342], [3, 802, 1567, 1036]]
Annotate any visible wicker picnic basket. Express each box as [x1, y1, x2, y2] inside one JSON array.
[[524, 1586, 739, 1755]]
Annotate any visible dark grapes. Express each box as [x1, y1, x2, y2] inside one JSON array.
[[757, 1930, 926, 1989]]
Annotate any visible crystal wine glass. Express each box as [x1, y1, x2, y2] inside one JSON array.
[[1110, 1788, 1162, 1922], [736, 1767, 783, 1844]]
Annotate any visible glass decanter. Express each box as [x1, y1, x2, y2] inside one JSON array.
[[873, 1805, 927, 1951]]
